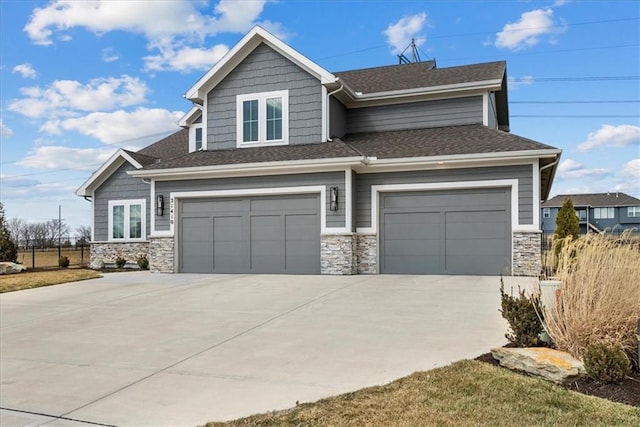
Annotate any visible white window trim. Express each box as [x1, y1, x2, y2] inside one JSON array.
[[108, 199, 146, 242], [594, 207, 615, 219], [189, 123, 204, 152], [542, 207, 550, 218], [628, 206, 640, 217], [236, 90, 289, 147]]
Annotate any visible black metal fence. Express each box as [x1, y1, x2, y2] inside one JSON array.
[[16, 245, 89, 269]]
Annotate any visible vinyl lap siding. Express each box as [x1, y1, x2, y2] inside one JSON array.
[[154, 172, 345, 231], [207, 43, 323, 150], [94, 163, 150, 241], [346, 96, 483, 134], [355, 165, 534, 228]]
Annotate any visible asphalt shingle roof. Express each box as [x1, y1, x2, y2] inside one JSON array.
[[123, 150, 160, 167], [334, 61, 506, 94], [137, 128, 189, 161], [341, 124, 555, 158], [140, 124, 555, 171], [542, 193, 640, 207]]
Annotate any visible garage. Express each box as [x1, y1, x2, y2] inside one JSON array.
[[179, 194, 320, 274], [380, 188, 511, 275]]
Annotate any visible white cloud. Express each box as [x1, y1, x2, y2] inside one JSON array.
[[0, 119, 14, 137], [8, 75, 149, 119], [24, 0, 273, 72], [144, 43, 229, 72], [384, 13, 427, 55], [507, 75, 534, 90], [16, 146, 114, 171], [622, 159, 640, 178], [101, 47, 120, 63], [12, 63, 37, 79], [40, 107, 183, 147], [576, 124, 640, 152], [495, 9, 559, 50], [557, 159, 609, 180]]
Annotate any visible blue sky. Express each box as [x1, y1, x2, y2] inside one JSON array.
[[1, 0, 639, 233]]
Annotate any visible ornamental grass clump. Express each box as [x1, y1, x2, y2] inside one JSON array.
[[541, 231, 640, 364]]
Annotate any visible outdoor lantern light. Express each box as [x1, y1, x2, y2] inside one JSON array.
[[330, 187, 338, 211], [157, 195, 164, 216]]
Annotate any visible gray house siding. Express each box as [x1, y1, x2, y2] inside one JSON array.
[[94, 162, 150, 241], [355, 165, 533, 228], [346, 96, 483, 134], [206, 43, 323, 150], [487, 93, 497, 129], [329, 96, 347, 138], [541, 205, 640, 234], [154, 171, 346, 231]]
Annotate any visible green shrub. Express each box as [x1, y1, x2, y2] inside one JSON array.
[[0, 202, 17, 263], [500, 278, 544, 347], [136, 254, 149, 270], [115, 256, 126, 268], [58, 256, 70, 268], [554, 198, 580, 257], [583, 342, 632, 384]]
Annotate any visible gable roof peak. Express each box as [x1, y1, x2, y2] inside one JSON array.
[[185, 25, 335, 102]]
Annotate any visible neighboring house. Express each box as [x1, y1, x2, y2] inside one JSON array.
[[76, 26, 561, 276], [541, 193, 640, 235]]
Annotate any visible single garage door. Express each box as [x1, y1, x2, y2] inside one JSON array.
[[179, 194, 320, 274], [380, 188, 511, 275]]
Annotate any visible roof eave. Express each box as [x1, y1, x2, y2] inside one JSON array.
[[75, 149, 143, 197]]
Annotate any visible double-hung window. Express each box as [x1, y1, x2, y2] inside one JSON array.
[[108, 199, 146, 241], [593, 207, 614, 219], [628, 206, 640, 217], [542, 208, 550, 219], [237, 90, 288, 146]]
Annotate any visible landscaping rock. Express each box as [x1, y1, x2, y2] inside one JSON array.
[[89, 259, 105, 270], [491, 347, 586, 383], [0, 262, 27, 275]]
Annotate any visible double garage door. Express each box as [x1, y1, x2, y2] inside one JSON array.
[[179, 195, 320, 274], [380, 188, 511, 275]]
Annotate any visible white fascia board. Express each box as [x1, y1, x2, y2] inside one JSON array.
[[342, 80, 502, 108], [128, 157, 365, 180], [75, 149, 142, 196], [185, 26, 336, 101], [178, 106, 202, 127], [354, 149, 561, 173]]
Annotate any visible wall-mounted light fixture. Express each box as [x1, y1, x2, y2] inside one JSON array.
[[157, 195, 164, 216], [330, 187, 338, 211]]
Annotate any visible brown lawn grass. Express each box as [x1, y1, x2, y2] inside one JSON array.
[[16, 247, 90, 269], [206, 360, 640, 427], [0, 268, 102, 293]]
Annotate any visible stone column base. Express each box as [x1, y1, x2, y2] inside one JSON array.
[[512, 231, 542, 276], [149, 237, 175, 273], [320, 234, 357, 275], [356, 234, 377, 274]]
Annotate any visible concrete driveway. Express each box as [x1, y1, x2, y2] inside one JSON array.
[[1, 272, 532, 426]]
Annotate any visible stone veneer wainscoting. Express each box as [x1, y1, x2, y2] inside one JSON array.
[[355, 234, 377, 274], [512, 231, 542, 276], [320, 234, 357, 275], [90, 241, 149, 269], [148, 237, 175, 273]]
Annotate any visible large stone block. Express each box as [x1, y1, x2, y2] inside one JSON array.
[[491, 347, 586, 383], [0, 262, 27, 275]]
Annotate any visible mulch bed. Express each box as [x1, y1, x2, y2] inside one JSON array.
[[475, 352, 640, 407]]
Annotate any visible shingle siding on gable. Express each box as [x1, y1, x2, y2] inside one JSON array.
[[355, 165, 533, 228], [346, 96, 483, 134], [94, 163, 149, 241], [206, 43, 323, 149]]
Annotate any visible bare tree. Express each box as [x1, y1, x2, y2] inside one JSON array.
[[7, 218, 24, 248], [46, 219, 70, 246], [76, 225, 92, 245]]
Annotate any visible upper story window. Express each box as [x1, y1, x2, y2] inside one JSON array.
[[190, 124, 203, 151], [593, 207, 614, 219], [236, 90, 289, 146], [575, 209, 587, 221], [628, 206, 640, 217], [542, 208, 550, 218], [108, 199, 146, 242]]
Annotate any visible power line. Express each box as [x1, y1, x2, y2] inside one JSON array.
[[512, 115, 640, 118], [510, 76, 639, 82], [511, 100, 639, 104]]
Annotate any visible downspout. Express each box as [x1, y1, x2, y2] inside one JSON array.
[[325, 84, 344, 142]]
